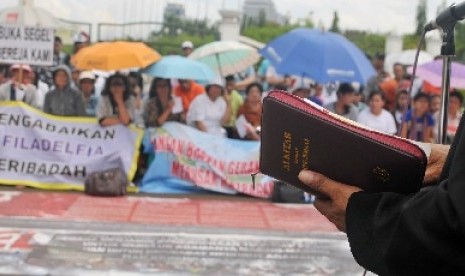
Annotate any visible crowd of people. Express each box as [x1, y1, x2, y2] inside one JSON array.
[[1, 36, 463, 186]]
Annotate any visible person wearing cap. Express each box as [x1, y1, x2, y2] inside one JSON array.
[[78, 71, 99, 117], [324, 83, 359, 121], [181, 41, 194, 56], [0, 64, 38, 107], [42, 65, 86, 117], [186, 81, 231, 137], [64, 31, 90, 67]]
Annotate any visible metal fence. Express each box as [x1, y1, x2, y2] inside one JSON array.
[[57, 18, 92, 44], [97, 21, 217, 42]]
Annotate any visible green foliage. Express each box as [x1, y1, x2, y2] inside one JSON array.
[[148, 34, 217, 55], [241, 20, 314, 44], [416, 0, 427, 36], [456, 22, 465, 60], [62, 44, 73, 55], [158, 15, 218, 37], [145, 14, 219, 55], [258, 9, 267, 27], [329, 11, 340, 33], [403, 34, 423, 50], [344, 30, 385, 57]]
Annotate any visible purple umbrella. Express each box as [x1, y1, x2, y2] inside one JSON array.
[[410, 60, 465, 89]]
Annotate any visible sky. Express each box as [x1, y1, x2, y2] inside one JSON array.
[[0, 0, 452, 35]]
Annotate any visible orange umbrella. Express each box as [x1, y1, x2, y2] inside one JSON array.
[[72, 41, 161, 71]]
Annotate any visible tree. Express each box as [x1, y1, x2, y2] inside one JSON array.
[[329, 11, 340, 33], [258, 9, 266, 27], [344, 30, 385, 58], [415, 0, 427, 35], [146, 15, 219, 55], [456, 22, 465, 60]]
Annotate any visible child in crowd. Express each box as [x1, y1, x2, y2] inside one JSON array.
[[399, 92, 434, 142], [433, 91, 463, 144], [324, 83, 359, 121], [392, 89, 410, 130]]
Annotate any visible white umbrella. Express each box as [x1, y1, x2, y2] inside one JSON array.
[[0, 0, 61, 26], [384, 49, 434, 75], [188, 41, 260, 77]]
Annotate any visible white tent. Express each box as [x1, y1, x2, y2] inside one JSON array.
[[384, 49, 434, 76], [0, 0, 60, 27]]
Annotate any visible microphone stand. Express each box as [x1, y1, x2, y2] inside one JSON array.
[[438, 24, 456, 144]]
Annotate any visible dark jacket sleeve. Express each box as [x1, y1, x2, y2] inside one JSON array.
[[42, 92, 52, 114], [74, 90, 87, 117], [346, 132, 465, 275]]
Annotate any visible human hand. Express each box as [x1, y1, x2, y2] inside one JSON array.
[[112, 89, 124, 103], [167, 99, 174, 110], [223, 92, 231, 104], [298, 170, 362, 232], [423, 144, 449, 185]]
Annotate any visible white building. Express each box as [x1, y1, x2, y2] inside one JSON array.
[[242, 0, 287, 25], [164, 2, 186, 19]]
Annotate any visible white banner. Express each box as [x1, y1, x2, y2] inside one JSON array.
[[0, 24, 54, 66], [0, 102, 143, 190]]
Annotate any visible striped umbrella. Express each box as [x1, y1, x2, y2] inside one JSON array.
[[188, 41, 260, 77]]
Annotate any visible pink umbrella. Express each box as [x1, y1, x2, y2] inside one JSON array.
[[409, 60, 465, 89]]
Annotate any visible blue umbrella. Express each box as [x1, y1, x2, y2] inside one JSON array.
[[260, 28, 375, 84], [142, 55, 215, 81]]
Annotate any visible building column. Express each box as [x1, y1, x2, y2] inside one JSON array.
[[385, 34, 403, 55], [218, 10, 241, 41]]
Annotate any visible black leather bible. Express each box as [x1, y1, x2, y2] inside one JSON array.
[[260, 91, 427, 195]]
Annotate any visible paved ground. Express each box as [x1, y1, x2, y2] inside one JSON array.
[[0, 190, 369, 275]]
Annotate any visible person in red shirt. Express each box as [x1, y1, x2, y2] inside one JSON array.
[[174, 79, 205, 113]]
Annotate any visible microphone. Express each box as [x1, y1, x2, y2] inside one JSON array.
[[424, 2, 465, 32]]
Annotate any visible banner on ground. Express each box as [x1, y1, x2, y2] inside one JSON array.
[[0, 24, 54, 66], [141, 122, 274, 198], [0, 102, 143, 190]]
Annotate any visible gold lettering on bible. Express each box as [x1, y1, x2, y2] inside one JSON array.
[[282, 132, 292, 171], [302, 138, 310, 170]]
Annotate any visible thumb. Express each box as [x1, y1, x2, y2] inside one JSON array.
[[298, 170, 341, 199]]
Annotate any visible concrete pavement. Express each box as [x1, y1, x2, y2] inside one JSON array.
[[0, 191, 368, 275]]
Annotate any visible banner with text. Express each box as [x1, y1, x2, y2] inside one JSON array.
[[141, 122, 274, 198], [0, 102, 143, 190], [0, 24, 54, 66]]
